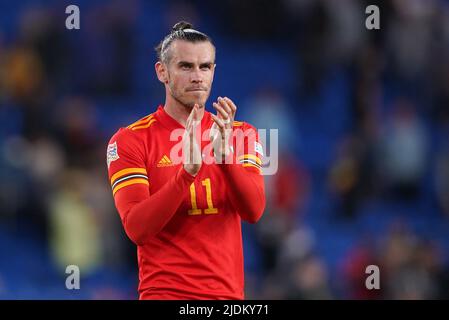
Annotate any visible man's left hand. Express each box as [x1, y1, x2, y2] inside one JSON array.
[[210, 97, 237, 163]]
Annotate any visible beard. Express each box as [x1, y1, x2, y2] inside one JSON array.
[[168, 81, 209, 109]]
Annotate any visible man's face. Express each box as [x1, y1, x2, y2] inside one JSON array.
[[163, 40, 216, 108]]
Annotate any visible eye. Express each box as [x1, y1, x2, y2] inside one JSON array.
[[181, 65, 191, 70], [201, 65, 211, 70]]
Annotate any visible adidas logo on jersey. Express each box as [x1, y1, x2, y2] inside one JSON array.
[[157, 155, 174, 167]]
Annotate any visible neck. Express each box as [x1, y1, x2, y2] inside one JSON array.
[[163, 94, 205, 127]]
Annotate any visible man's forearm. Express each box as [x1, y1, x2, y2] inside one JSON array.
[[221, 163, 265, 223], [116, 167, 196, 245]]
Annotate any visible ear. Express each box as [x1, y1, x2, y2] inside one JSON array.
[[155, 61, 168, 84]]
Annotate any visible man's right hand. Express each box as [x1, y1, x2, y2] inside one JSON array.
[[183, 104, 202, 176]]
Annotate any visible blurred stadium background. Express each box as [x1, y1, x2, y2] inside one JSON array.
[[1, 0, 449, 299]]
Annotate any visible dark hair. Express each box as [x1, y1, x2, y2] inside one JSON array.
[[155, 21, 213, 63]]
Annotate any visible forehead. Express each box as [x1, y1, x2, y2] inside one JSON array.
[[169, 40, 215, 64]]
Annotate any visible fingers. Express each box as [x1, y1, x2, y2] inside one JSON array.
[[185, 116, 192, 132], [217, 97, 232, 116], [183, 108, 202, 171], [213, 97, 237, 127], [185, 118, 192, 135], [212, 102, 229, 121], [209, 122, 218, 141], [184, 105, 196, 164], [223, 97, 237, 115], [186, 104, 200, 131], [211, 114, 226, 132], [188, 122, 194, 164], [186, 104, 195, 122], [192, 103, 200, 123]]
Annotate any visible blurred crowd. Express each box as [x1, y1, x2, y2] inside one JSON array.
[[1, 0, 449, 299]]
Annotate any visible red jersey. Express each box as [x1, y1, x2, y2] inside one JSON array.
[[106, 105, 265, 300]]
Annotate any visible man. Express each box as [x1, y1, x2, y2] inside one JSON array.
[[106, 21, 265, 300]]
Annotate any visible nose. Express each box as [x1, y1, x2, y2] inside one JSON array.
[[190, 67, 203, 83]]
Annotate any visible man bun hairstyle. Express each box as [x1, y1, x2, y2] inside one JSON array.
[[171, 21, 193, 32], [155, 20, 213, 63]]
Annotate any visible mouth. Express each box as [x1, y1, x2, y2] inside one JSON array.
[[186, 88, 206, 92]]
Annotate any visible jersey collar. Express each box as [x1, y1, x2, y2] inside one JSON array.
[[156, 105, 212, 130]]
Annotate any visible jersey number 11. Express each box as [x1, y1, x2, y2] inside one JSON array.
[[188, 178, 218, 215]]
